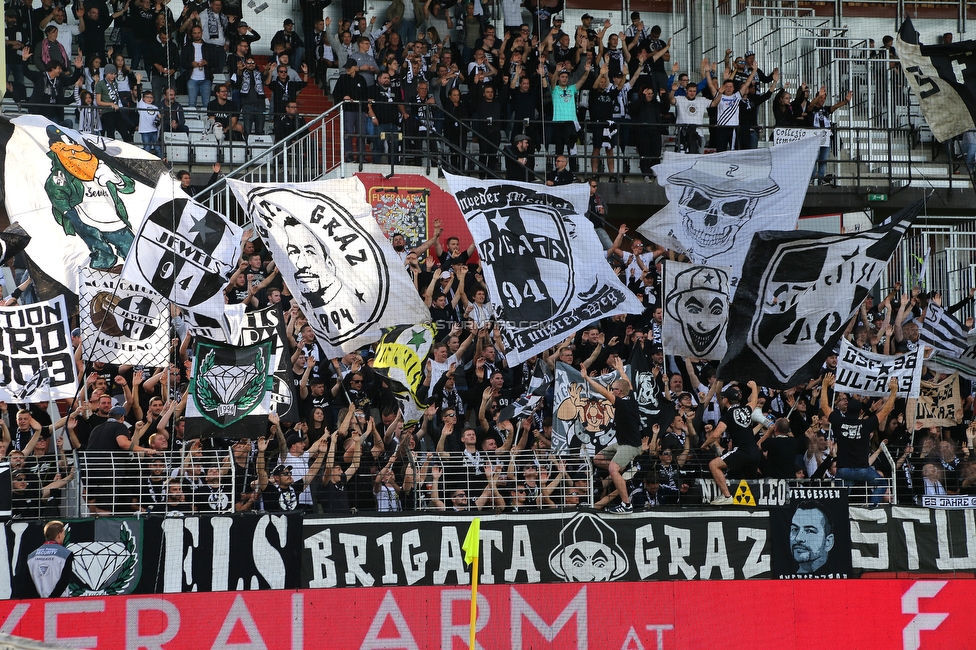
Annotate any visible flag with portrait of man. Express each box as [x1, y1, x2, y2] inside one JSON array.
[[228, 178, 431, 358]]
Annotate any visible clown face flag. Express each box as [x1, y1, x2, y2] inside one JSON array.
[[79, 268, 170, 367], [446, 174, 644, 364], [717, 200, 923, 388], [636, 138, 820, 295], [228, 178, 432, 357], [0, 115, 166, 297], [120, 176, 243, 329], [897, 19, 976, 142], [662, 261, 732, 361], [185, 339, 275, 439], [0, 296, 77, 402]]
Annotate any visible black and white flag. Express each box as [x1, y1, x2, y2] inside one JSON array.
[[629, 341, 675, 437], [446, 174, 644, 364], [919, 303, 968, 358], [662, 260, 732, 361], [636, 138, 820, 295], [835, 339, 922, 398], [926, 329, 976, 379], [79, 268, 170, 367], [0, 116, 165, 297], [717, 200, 922, 388], [120, 176, 243, 330], [897, 19, 976, 142], [0, 223, 30, 266], [0, 296, 77, 402], [228, 178, 431, 357]]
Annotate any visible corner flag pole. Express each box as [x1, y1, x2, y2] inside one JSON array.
[[462, 517, 481, 649]]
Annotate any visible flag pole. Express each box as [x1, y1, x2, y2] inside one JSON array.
[[461, 517, 481, 650]]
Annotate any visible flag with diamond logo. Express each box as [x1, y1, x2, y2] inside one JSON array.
[[186, 339, 275, 439]]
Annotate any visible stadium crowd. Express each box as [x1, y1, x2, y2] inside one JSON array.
[[2, 204, 975, 518], [4, 0, 897, 181]]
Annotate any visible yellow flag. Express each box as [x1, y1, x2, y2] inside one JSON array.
[[462, 518, 481, 565]]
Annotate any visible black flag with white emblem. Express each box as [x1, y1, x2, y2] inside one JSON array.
[[717, 200, 923, 388]]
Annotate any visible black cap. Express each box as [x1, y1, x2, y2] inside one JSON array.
[[285, 432, 304, 446], [283, 18, 294, 25], [271, 464, 293, 476], [722, 386, 741, 403], [343, 59, 357, 69], [581, 13, 594, 19]]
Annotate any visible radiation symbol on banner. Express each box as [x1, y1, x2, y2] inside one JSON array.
[[733, 481, 756, 506]]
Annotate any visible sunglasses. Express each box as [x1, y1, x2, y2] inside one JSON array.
[[445, 412, 456, 417]]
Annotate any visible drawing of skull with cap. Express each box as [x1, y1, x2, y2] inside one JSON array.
[[665, 264, 730, 359], [668, 150, 779, 260]]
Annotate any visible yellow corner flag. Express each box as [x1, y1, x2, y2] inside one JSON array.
[[462, 518, 481, 649], [462, 517, 481, 565]]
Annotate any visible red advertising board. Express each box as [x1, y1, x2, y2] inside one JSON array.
[[0, 579, 966, 649]]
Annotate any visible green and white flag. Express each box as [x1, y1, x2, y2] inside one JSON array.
[[186, 339, 274, 439]]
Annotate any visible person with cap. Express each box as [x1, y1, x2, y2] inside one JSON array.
[[700, 380, 762, 505], [585, 357, 642, 514], [333, 56, 370, 163], [504, 133, 535, 182], [26, 521, 78, 598], [275, 424, 315, 508], [579, 13, 597, 42], [272, 18, 305, 71], [225, 19, 261, 53], [93, 62, 133, 141], [726, 48, 775, 87], [821, 373, 897, 506], [256, 426, 328, 513]]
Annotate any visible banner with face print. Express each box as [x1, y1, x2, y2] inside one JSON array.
[[662, 261, 732, 361], [446, 174, 644, 364], [228, 178, 431, 358], [636, 138, 820, 296], [717, 200, 922, 388]]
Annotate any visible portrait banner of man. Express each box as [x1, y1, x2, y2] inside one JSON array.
[[662, 261, 732, 361], [771, 487, 851, 579], [229, 178, 431, 357]]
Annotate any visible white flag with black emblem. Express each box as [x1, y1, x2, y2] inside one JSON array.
[[445, 173, 644, 364], [227, 178, 431, 357], [636, 138, 820, 295], [79, 268, 170, 366], [120, 176, 243, 327], [662, 260, 732, 361], [718, 200, 923, 388]]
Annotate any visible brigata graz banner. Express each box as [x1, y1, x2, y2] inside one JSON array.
[[302, 510, 774, 586]]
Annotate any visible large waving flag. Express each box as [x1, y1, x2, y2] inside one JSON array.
[[228, 178, 431, 357], [637, 138, 820, 295], [662, 260, 733, 361], [120, 176, 243, 335], [897, 19, 976, 142], [445, 173, 644, 364], [0, 116, 166, 299], [717, 200, 923, 388], [373, 323, 436, 426]]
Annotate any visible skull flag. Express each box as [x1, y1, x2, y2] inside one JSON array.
[[897, 19, 976, 142], [636, 137, 820, 296], [717, 200, 923, 388], [446, 173, 644, 364], [662, 261, 733, 361]]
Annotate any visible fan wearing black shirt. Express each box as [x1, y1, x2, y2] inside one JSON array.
[[585, 357, 642, 514], [821, 373, 898, 506], [702, 381, 761, 505], [256, 418, 328, 513]]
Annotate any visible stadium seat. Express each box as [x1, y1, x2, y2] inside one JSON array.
[[248, 134, 274, 156], [184, 117, 207, 133], [193, 134, 220, 164], [162, 131, 190, 163], [222, 140, 249, 165]]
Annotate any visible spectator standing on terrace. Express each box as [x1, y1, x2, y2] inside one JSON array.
[[670, 62, 714, 154], [801, 86, 852, 185], [26, 520, 77, 598], [333, 58, 370, 162], [256, 423, 328, 513], [821, 373, 897, 506], [702, 382, 762, 505], [710, 65, 756, 151], [550, 61, 591, 171], [584, 357, 641, 514]]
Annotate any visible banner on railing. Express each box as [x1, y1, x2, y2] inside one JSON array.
[[0, 514, 303, 600], [850, 506, 976, 572], [770, 486, 851, 579], [772, 127, 830, 147], [301, 509, 774, 587]]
